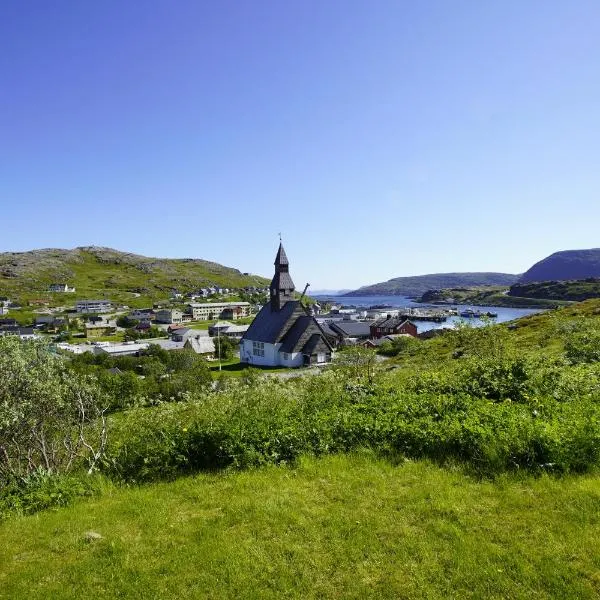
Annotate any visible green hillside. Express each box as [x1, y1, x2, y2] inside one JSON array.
[[0, 246, 268, 307], [509, 278, 600, 302], [344, 272, 519, 298], [419, 286, 572, 308], [3, 300, 600, 597]]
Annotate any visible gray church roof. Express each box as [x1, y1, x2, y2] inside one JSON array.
[[274, 243, 289, 266], [242, 300, 301, 343], [270, 270, 295, 291], [279, 315, 313, 353]]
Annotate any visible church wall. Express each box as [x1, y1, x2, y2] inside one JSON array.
[[240, 339, 279, 367]]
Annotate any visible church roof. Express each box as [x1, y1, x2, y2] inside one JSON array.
[[279, 315, 313, 353], [270, 270, 295, 291], [274, 243, 289, 266], [242, 300, 301, 343], [301, 333, 326, 355]]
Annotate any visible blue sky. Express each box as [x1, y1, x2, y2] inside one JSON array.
[[1, 1, 599, 289]]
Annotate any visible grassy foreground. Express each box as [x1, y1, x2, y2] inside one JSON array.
[[1, 453, 599, 599]]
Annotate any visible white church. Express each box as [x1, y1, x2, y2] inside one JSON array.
[[240, 244, 333, 368]]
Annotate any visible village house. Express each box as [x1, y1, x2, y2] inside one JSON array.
[[76, 299, 112, 313], [129, 308, 155, 322], [48, 283, 76, 293], [328, 321, 373, 346], [240, 244, 333, 367], [0, 326, 37, 340], [208, 321, 249, 339], [155, 309, 184, 324], [184, 336, 216, 357], [370, 315, 418, 339]]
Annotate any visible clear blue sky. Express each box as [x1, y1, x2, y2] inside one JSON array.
[[1, 1, 599, 289]]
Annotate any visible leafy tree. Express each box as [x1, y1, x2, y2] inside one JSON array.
[[214, 334, 236, 360], [116, 315, 139, 328], [0, 338, 108, 482]]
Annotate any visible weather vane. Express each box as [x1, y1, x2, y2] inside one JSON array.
[[278, 232, 282, 242]]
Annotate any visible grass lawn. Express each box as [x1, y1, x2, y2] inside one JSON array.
[[210, 358, 293, 377], [1, 453, 599, 599]]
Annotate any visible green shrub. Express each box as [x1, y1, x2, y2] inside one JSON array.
[[0, 469, 100, 520]]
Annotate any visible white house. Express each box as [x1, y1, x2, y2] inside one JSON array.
[[240, 244, 333, 368], [76, 300, 111, 313]]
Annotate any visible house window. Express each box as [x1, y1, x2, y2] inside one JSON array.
[[252, 340, 265, 357], [283, 353, 289, 360]]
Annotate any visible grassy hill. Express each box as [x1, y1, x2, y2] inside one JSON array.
[[520, 248, 600, 283], [344, 272, 519, 298], [2, 300, 600, 597], [0, 246, 269, 307], [509, 278, 600, 302]]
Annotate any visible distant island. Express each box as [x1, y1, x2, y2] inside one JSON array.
[[343, 273, 519, 298]]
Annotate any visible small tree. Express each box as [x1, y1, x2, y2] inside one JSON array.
[[0, 338, 108, 482], [214, 334, 236, 361], [334, 346, 378, 385]]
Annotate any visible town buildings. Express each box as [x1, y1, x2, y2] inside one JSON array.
[[188, 302, 251, 321]]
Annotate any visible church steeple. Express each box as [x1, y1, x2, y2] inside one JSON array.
[[270, 242, 295, 311]]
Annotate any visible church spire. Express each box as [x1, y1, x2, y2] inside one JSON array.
[[270, 242, 295, 311]]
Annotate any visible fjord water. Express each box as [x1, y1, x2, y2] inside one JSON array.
[[314, 295, 542, 334]]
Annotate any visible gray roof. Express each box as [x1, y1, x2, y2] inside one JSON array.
[[372, 316, 413, 329], [274, 243, 289, 266], [318, 322, 337, 338], [279, 316, 313, 353], [302, 333, 326, 355], [270, 271, 295, 292], [185, 337, 216, 354], [329, 321, 372, 337], [242, 300, 301, 343]]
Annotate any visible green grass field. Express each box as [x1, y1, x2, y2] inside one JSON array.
[[1, 452, 599, 599]]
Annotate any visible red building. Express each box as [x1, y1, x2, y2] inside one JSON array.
[[369, 315, 417, 339]]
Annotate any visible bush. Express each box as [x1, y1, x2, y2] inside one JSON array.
[[0, 469, 100, 520], [101, 364, 600, 482], [0, 338, 108, 483]]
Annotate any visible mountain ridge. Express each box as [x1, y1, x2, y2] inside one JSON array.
[[343, 272, 519, 298], [519, 248, 600, 283]]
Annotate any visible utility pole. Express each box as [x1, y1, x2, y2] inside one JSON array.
[[217, 324, 222, 371]]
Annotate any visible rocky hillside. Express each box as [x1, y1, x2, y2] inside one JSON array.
[[344, 273, 519, 298], [519, 248, 600, 283], [0, 246, 268, 304]]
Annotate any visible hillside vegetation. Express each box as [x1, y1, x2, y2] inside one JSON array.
[[509, 278, 600, 302], [2, 300, 600, 597], [0, 246, 268, 307], [520, 248, 600, 283], [419, 286, 572, 308], [344, 272, 518, 297]]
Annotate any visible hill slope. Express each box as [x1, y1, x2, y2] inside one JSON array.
[[0, 246, 268, 304], [343, 272, 519, 298], [519, 248, 600, 283]]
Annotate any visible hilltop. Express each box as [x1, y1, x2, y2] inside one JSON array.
[[0, 246, 268, 306], [519, 248, 600, 283], [343, 272, 519, 298]]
